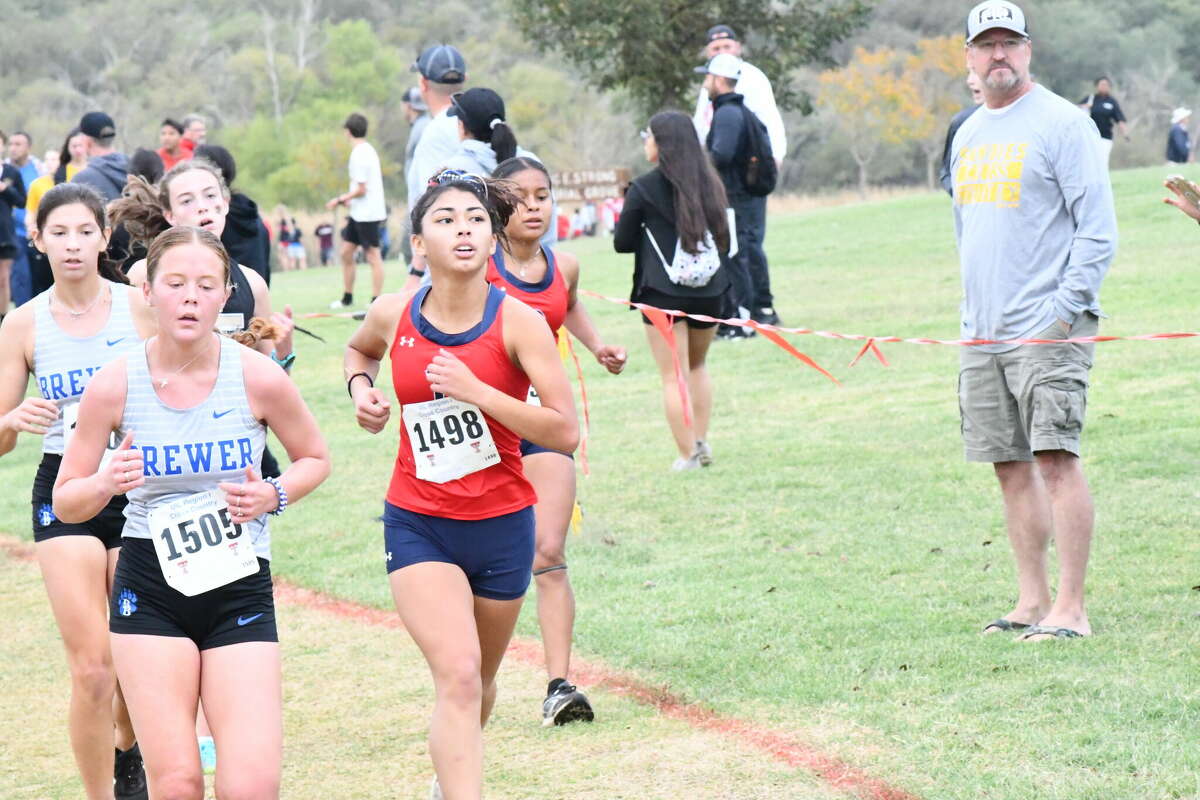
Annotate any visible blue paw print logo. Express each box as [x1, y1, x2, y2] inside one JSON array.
[[36, 503, 56, 528], [117, 589, 138, 617]]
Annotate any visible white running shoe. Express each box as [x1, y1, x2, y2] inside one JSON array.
[[694, 440, 713, 466], [671, 454, 702, 471]]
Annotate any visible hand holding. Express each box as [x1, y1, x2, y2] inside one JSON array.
[[426, 349, 485, 404], [219, 466, 277, 524], [1164, 179, 1200, 222], [354, 385, 391, 434], [271, 305, 295, 360], [595, 344, 628, 375], [106, 431, 145, 495], [3, 397, 59, 435]]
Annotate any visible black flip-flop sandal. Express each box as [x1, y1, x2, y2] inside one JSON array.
[[1018, 624, 1083, 640], [982, 618, 1031, 633]]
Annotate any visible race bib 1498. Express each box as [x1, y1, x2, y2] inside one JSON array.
[[402, 397, 500, 484]]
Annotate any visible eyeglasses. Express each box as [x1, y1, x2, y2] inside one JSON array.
[[427, 168, 488, 197], [969, 37, 1029, 53], [639, 129, 652, 141]]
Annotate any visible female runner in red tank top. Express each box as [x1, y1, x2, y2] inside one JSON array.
[[488, 156, 626, 726], [344, 169, 578, 800]]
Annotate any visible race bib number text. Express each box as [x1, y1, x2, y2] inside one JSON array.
[[402, 397, 499, 484], [149, 490, 259, 596]]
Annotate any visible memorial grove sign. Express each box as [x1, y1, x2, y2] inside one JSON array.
[[550, 169, 631, 203]]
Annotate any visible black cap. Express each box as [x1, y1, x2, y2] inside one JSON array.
[[707, 24, 737, 42], [79, 111, 116, 139], [447, 88, 506, 135], [411, 44, 466, 84]]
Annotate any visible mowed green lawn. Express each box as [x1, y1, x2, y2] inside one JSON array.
[[3, 165, 1200, 799]]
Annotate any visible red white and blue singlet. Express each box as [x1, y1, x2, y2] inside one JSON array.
[[486, 245, 569, 340], [386, 285, 537, 519]]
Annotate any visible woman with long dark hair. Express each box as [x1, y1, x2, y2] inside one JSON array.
[[0, 182, 156, 799], [613, 110, 731, 470], [345, 168, 577, 798]]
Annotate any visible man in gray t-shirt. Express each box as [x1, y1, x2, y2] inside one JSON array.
[[950, 1, 1117, 642]]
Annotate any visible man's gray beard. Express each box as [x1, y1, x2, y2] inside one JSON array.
[[984, 70, 1025, 92]]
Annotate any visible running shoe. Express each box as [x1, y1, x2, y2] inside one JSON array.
[[753, 307, 781, 326], [329, 298, 352, 310], [114, 743, 148, 800], [198, 735, 216, 774], [542, 680, 595, 726], [671, 454, 702, 471], [694, 440, 713, 466]]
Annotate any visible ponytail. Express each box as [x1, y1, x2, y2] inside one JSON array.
[[488, 120, 517, 163], [228, 317, 281, 349], [108, 175, 172, 248]]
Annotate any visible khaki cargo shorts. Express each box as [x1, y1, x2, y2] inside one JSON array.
[[958, 312, 1098, 462]]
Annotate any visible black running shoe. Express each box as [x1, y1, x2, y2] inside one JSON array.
[[114, 743, 148, 800], [542, 680, 595, 726], [753, 307, 781, 326]]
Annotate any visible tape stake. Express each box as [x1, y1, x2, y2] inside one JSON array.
[[562, 331, 591, 476]]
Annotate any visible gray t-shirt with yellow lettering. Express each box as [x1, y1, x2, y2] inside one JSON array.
[[950, 83, 1117, 353]]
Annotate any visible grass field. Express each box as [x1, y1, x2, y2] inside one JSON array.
[[4, 165, 1200, 799]]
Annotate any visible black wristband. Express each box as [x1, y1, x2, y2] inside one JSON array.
[[408, 267, 426, 278], [347, 372, 373, 397]]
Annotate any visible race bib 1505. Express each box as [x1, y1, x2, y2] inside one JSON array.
[[148, 490, 259, 596]]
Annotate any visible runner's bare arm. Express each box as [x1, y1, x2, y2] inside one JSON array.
[[241, 351, 331, 514], [344, 292, 410, 433], [0, 309, 54, 457], [427, 297, 578, 452], [52, 359, 142, 522], [558, 249, 627, 374], [125, 258, 148, 288]]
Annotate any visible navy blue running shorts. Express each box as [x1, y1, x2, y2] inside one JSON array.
[[382, 502, 535, 601], [518, 439, 575, 459], [109, 538, 278, 649], [32, 454, 124, 549]]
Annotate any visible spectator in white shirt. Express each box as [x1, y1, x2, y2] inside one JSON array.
[[692, 25, 787, 167], [325, 113, 387, 309], [404, 44, 467, 286]]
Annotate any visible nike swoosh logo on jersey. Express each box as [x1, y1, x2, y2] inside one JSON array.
[[237, 613, 264, 626], [106, 338, 125, 347], [212, 409, 234, 419]]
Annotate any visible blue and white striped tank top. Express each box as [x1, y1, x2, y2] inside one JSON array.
[[32, 281, 139, 455], [120, 336, 271, 559]]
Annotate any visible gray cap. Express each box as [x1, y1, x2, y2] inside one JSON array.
[[404, 87, 428, 112], [411, 44, 466, 84], [965, 1, 1028, 44]]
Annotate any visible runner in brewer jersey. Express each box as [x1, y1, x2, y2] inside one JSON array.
[[344, 169, 578, 800], [52, 226, 330, 800], [0, 183, 156, 800], [489, 156, 626, 725]]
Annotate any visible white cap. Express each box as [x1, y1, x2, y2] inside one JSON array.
[[694, 53, 742, 80], [966, 1, 1028, 44], [1172, 107, 1192, 125]]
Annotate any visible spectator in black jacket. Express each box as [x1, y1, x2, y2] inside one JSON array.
[[195, 144, 272, 285], [0, 130, 28, 319], [1167, 108, 1192, 165], [698, 52, 778, 334], [939, 72, 984, 195], [614, 110, 731, 470], [71, 111, 128, 202]]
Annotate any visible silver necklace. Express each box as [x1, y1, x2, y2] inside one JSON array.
[[52, 286, 105, 318], [153, 339, 214, 388], [510, 250, 542, 279]]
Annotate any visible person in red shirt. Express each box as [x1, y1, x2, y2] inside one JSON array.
[[344, 168, 577, 800], [489, 156, 625, 727], [156, 119, 189, 171]]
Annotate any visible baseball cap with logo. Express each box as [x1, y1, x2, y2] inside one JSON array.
[[411, 44, 466, 84], [694, 53, 743, 80], [965, 1, 1028, 44], [79, 111, 116, 139], [706, 24, 737, 43]]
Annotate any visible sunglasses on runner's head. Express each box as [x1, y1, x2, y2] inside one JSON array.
[[427, 168, 489, 198]]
